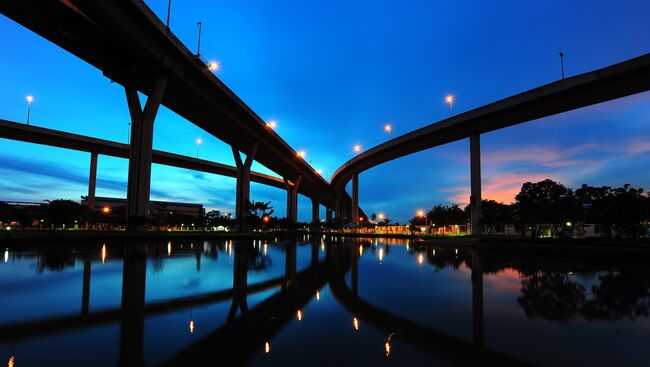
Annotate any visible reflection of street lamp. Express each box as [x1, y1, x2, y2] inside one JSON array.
[[445, 95, 454, 117], [26, 95, 34, 125]]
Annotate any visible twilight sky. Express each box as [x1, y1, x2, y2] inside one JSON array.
[[1, 0, 649, 223]]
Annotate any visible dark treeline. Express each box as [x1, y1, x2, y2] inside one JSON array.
[[408, 179, 650, 238], [0, 199, 316, 230]]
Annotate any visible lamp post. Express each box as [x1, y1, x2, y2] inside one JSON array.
[[195, 138, 202, 158], [445, 95, 454, 117], [417, 209, 428, 234], [196, 22, 202, 56], [559, 51, 565, 79], [26, 95, 33, 126]]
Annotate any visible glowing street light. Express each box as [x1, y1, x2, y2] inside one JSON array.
[[378, 213, 385, 220], [102, 206, 111, 214], [353, 144, 362, 153], [266, 120, 277, 129], [26, 95, 34, 126], [297, 150, 306, 158], [445, 95, 454, 117], [417, 210, 425, 217], [384, 123, 392, 135], [263, 216, 270, 223], [208, 60, 219, 71], [316, 169, 323, 175], [195, 138, 202, 158]]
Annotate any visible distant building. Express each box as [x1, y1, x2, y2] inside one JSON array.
[[81, 196, 205, 218]]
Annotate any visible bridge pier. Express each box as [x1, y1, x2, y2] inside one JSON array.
[[284, 175, 302, 223], [232, 143, 259, 232], [351, 173, 359, 225], [125, 75, 168, 231], [311, 197, 320, 226], [87, 152, 98, 210], [470, 134, 482, 236], [334, 192, 342, 223]]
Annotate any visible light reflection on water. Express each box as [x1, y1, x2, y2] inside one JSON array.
[[0, 237, 649, 366]]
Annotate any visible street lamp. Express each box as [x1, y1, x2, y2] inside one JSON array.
[[195, 138, 202, 158], [384, 123, 392, 135], [208, 61, 219, 72], [26, 95, 34, 125], [266, 120, 277, 129], [417, 209, 428, 234], [316, 169, 323, 175], [353, 144, 362, 154], [445, 95, 454, 117], [297, 150, 306, 158]]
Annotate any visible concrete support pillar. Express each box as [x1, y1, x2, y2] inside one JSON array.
[[334, 192, 342, 222], [284, 175, 302, 223], [351, 173, 359, 224], [125, 75, 168, 231], [87, 152, 98, 210], [311, 197, 320, 225], [232, 143, 259, 232], [471, 250, 484, 348], [470, 134, 482, 236]]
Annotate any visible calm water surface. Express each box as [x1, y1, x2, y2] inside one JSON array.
[[1, 237, 649, 366]]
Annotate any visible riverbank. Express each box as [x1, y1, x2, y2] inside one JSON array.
[[1, 229, 649, 253]]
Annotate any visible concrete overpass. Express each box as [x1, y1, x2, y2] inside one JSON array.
[[0, 0, 335, 229], [330, 53, 650, 232], [0, 118, 347, 224]]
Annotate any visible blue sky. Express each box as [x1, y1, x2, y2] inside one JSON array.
[[1, 0, 649, 223]]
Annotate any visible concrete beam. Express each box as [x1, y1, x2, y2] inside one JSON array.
[[470, 134, 481, 236], [125, 74, 168, 231]]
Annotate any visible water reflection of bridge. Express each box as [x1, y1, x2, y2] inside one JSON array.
[[0, 241, 540, 366]]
